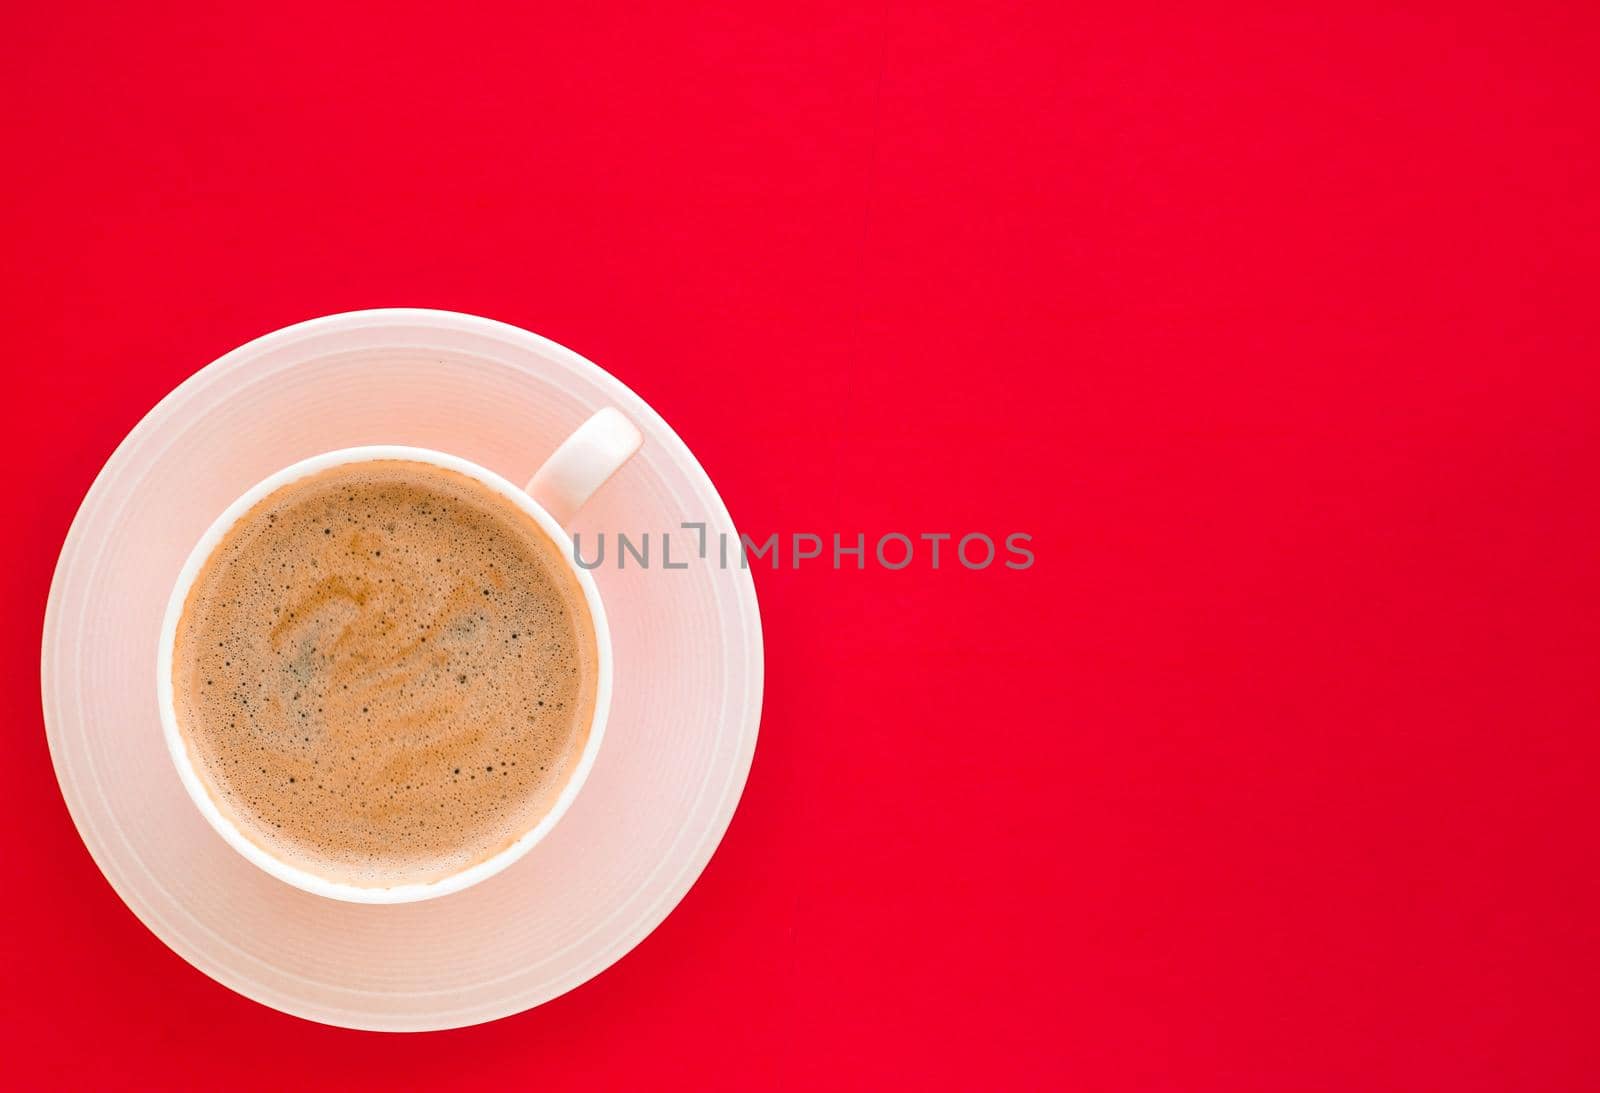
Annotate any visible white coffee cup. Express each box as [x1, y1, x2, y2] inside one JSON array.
[[156, 408, 643, 904]]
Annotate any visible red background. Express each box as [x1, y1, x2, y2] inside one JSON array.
[[3, 2, 1597, 1089]]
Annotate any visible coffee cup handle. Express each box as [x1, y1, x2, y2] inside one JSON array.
[[526, 408, 645, 527]]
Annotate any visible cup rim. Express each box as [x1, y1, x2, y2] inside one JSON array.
[[156, 444, 614, 904]]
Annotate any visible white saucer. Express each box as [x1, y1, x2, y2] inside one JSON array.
[[41, 310, 763, 1031]]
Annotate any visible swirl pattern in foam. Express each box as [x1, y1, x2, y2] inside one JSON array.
[[170, 460, 597, 888]]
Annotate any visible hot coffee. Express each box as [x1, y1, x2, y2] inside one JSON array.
[[170, 460, 598, 888]]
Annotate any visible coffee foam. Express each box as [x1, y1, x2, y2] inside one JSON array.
[[171, 460, 597, 888]]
